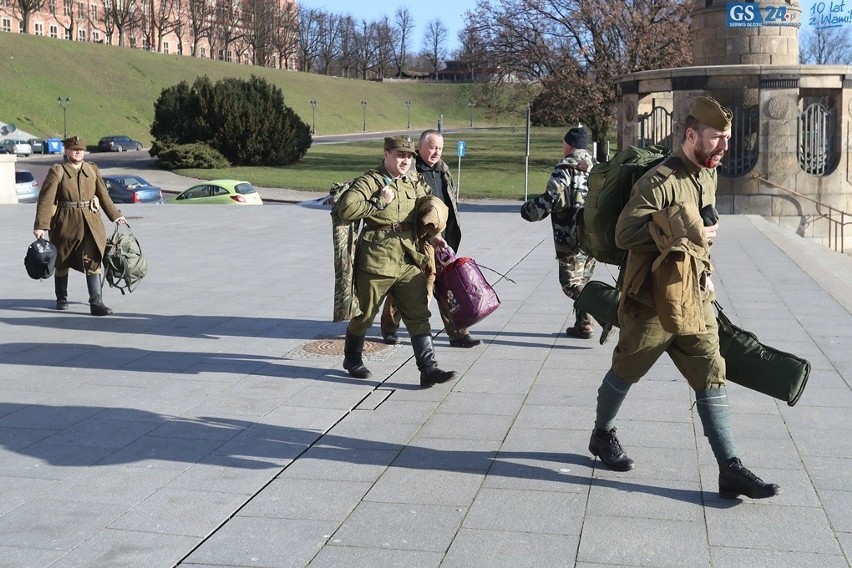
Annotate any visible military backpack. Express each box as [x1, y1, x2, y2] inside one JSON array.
[[102, 223, 147, 295], [576, 145, 669, 266]]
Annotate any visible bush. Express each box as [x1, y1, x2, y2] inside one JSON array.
[[157, 143, 230, 170], [151, 75, 312, 167]]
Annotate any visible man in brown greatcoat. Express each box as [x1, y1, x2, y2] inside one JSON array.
[[33, 135, 126, 316]]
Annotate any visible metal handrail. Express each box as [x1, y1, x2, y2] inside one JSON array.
[[751, 173, 850, 253]]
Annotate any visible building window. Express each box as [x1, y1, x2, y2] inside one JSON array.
[[50, 24, 58, 37], [163, 41, 169, 54], [34, 22, 44, 35], [130, 37, 137, 47], [65, 28, 71, 39], [2, 19, 11, 33], [64, 0, 71, 16], [48, 0, 56, 15], [92, 30, 100, 42], [201, 47, 206, 57], [78, 2, 84, 19], [90, 5, 97, 19], [798, 97, 839, 176], [78, 29, 86, 41]]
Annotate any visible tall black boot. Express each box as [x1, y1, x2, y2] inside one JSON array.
[[412, 334, 458, 388], [54, 274, 69, 311], [86, 274, 113, 316], [343, 331, 372, 378]]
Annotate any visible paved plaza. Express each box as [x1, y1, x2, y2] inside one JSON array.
[[0, 196, 850, 567]]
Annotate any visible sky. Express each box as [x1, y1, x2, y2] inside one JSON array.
[[300, 0, 479, 56]]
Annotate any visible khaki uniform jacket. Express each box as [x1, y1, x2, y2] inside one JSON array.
[[34, 161, 123, 272], [335, 165, 431, 277], [615, 148, 716, 318]]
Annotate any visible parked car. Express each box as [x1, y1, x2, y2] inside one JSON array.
[[1, 139, 33, 156], [102, 175, 164, 204], [28, 138, 45, 154], [15, 169, 39, 203], [97, 135, 144, 152], [169, 180, 263, 205]]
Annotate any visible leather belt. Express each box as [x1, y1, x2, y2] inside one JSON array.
[[366, 223, 412, 233], [57, 201, 92, 208]]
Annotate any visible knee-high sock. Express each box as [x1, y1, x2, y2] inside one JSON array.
[[595, 369, 632, 431], [695, 387, 737, 464]]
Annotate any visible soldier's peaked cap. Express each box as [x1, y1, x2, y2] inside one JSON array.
[[688, 96, 732, 131], [384, 136, 416, 154]]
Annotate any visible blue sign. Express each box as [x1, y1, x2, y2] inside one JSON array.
[[726, 2, 800, 27], [457, 141, 466, 157]]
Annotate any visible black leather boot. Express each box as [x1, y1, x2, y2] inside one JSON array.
[[343, 331, 372, 379], [412, 334, 457, 388], [589, 427, 635, 471], [719, 457, 781, 499], [86, 274, 113, 316], [54, 274, 69, 311]]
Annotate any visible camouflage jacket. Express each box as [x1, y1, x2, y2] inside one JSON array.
[[520, 149, 595, 259]]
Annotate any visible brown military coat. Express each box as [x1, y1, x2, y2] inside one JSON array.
[[34, 161, 123, 272]]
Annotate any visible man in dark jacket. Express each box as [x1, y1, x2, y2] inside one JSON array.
[[380, 129, 481, 348], [33, 136, 126, 316]]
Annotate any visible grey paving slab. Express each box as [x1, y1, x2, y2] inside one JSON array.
[[0, 204, 850, 567]]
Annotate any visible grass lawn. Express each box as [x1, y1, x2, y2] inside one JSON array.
[[177, 127, 595, 201]]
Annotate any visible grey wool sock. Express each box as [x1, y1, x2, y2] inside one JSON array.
[[695, 387, 738, 464], [595, 369, 632, 431]]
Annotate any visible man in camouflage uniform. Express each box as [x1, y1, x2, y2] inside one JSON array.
[[33, 135, 126, 316], [588, 96, 780, 500], [521, 127, 597, 338], [334, 136, 457, 388]]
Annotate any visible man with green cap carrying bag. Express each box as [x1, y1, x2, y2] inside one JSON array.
[[587, 96, 781, 499], [334, 136, 458, 388]]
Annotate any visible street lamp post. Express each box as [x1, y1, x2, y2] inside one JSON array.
[[310, 100, 317, 134], [405, 100, 412, 129], [57, 96, 71, 138], [468, 100, 475, 128], [361, 100, 368, 132]]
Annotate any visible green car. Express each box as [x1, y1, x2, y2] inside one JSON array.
[[169, 180, 263, 205]]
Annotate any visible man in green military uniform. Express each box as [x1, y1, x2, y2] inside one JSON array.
[[335, 136, 457, 388], [33, 135, 126, 316], [587, 97, 781, 500]]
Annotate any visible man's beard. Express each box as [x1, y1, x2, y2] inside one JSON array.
[[695, 141, 723, 168]]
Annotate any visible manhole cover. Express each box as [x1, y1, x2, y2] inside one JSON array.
[[286, 337, 400, 360], [302, 338, 387, 356]]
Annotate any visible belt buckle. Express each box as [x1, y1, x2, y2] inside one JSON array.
[[391, 223, 402, 232]]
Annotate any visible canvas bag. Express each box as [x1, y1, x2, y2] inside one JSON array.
[[715, 302, 810, 406], [102, 223, 147, 295], [577, 145, 669, 265], [435, 247, 500, 330]]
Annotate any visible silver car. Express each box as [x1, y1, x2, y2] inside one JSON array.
[[15, 169, 39, 203], [1, 139, 33, 156]]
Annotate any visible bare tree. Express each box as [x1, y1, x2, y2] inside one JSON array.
[[242, 0, 278, 66], [469, 0, 691, 151], [392, 7, 414, 77], [144, 0, 177, 52], [187, 0, 212, 56], [270, 1, 300, 69], [800, 26, 852, 64], [10, 0, 46, 34], [55, 0, 78, 41], [337, 15, 357, 77], [297, 7, 324, 72], [456, 21, 488, 81], [422, 18, 448, 79], [210, 0, 245, 61], [374, 17, 394, 79], [104, 0, 140, 46], [316, 11, 344, 74]]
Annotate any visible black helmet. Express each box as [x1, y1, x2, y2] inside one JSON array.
[[24, 238, 58, 280]]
